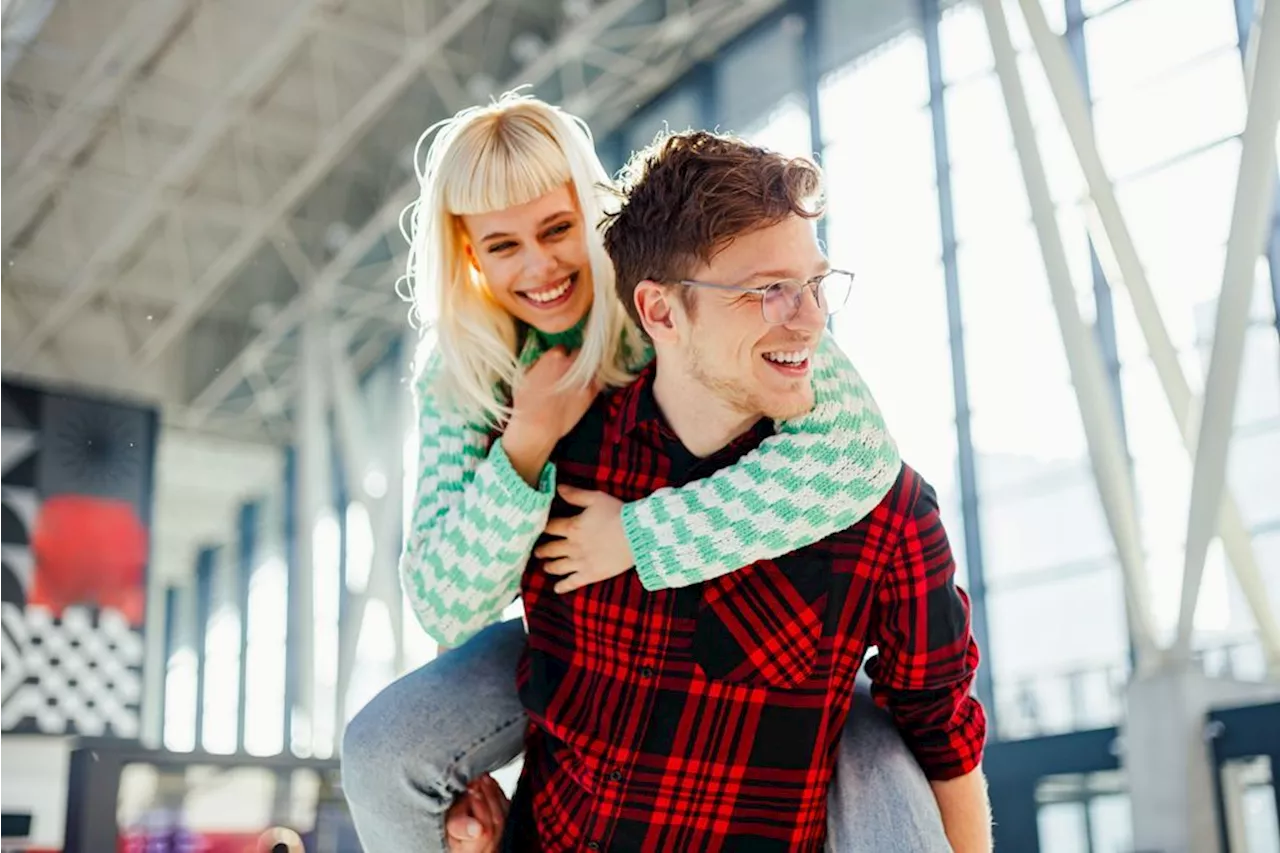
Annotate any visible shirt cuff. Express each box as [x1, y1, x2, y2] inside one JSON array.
[[490, 436, 557, 510], [916, 696, 988, 781]]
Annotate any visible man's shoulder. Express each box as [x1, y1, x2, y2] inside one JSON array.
[[840, 462, 939, 537]]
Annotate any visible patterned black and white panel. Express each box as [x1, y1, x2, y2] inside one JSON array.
[[2, 407, 38, 609], [0, 603, 144, 737], [1, 380, 155, 739]]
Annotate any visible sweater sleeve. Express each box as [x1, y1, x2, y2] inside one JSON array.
[[622, 332, 903, 591], [399, 354, 556, 646]]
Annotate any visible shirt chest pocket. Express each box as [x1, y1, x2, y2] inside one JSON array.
[[691, 552, 832, 689]]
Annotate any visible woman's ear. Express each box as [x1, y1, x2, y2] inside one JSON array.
[[633, 280, 679, 343], [463, 240, 481, 272]]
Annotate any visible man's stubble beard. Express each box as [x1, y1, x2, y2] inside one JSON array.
[[684, 336, 811, 422]]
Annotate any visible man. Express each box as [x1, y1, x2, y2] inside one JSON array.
[[492, 130, 991, 851]]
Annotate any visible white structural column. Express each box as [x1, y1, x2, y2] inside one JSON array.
[[1123, 670, 1280, 853], [293, 300, 330, 756], [328, 332, 379, 743], [980, 0, 1158, 667], [1016, 0, 1280, 673], [379, 342, 409, 676], [1176, 0, 1280, 659]]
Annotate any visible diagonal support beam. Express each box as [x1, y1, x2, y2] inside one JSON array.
[[1176, 0, 1280, 660], [1235, 0, 1280, 345], [981, 0, 1158, 669], [1015, 0, 1280, 673], [2, 0, 197, 249], [130, 0, 497, 368], [184, 198, 403, 424], [8, 0, 326, 369]]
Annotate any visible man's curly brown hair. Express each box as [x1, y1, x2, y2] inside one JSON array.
[[602, 129, 826, 333]]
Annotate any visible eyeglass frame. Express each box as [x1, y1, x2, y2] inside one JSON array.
[[665, 268, 855, 325]]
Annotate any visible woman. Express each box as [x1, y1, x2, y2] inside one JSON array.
[[340, 92, 949, 852]]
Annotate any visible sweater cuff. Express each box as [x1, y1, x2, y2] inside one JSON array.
[[623, 501, 667, 591], [490, 436, 556, 511]]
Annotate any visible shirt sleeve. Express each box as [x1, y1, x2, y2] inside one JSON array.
[[399, 354, 556, 647], [622, 331, 903, 591], [864, 475, 987, 781]]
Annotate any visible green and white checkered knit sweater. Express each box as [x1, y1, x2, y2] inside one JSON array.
[[401, 322, 903, 647]]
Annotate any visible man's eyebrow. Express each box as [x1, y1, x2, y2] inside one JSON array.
[[480, 211, 575, 244], [741, 261, 831, 283]]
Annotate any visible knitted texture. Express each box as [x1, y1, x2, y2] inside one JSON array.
[[400, 328, 902, 647], [399, 353, 556, 647]]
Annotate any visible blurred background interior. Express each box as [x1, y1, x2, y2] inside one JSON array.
[[2, 0, 1280, 850]]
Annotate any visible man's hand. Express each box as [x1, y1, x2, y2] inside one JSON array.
[[445, 775, 509, 853], [535, 485, 635, 594]]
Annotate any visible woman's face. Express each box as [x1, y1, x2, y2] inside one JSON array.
[[460, 183, 594, 334]]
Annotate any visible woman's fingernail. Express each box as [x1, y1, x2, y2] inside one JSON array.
[[466, 819, 481, 838]]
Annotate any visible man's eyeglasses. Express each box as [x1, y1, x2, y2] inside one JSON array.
[[671, 269, 854, 325]]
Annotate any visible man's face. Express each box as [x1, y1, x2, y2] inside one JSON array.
[[672, 214, 828, 421]]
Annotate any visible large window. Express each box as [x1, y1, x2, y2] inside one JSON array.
[[815, 36, 968, 585]]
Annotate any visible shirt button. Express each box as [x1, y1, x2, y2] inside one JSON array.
[[586, 842, 601, 851], [639, 666, 654, 678], [609, 769, 624, 782]]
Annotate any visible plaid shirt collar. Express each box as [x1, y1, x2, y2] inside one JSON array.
[[606, 361, 773, 461]]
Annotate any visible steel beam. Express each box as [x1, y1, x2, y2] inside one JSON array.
[[2, 0, 196, 248], [130, 0, 496, 367], [1176, 0, 1280, 660], [982, 0, 1158, 667], [8, 0, 324, 367], [920, 0, 999, 731]]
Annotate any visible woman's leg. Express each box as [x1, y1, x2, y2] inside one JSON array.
[[826, 685, 954, 853], [341, 618, 529, 853]]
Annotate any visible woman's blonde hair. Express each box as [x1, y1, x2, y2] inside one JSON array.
[[398, 90, 638, 427]]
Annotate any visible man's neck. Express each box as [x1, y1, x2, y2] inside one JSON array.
[[651, 364, 761, 458]]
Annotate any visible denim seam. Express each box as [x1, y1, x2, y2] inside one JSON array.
[[434, 711, 527, 847]]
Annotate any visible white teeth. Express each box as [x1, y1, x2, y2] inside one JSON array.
[[524, 277, 572, 304], [763, 349, 809, 365]]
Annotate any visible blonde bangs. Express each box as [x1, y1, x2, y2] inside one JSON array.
[[439, 112, 573, 216]]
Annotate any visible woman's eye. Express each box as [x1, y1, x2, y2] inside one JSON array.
[[545, 222, 572, 238], [487, 241, 516, 253]]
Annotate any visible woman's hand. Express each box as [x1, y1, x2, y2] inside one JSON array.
[[535, 485, 635, 593], [445, 774, 509, 853], [504, 348, 599, 487]]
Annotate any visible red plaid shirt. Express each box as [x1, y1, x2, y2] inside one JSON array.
[[513, 364, 986, 852]]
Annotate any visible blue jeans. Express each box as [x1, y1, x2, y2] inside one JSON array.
[[341, 619, 951, 852]]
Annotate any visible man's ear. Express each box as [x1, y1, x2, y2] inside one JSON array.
[[634, 280, 679, 343]]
